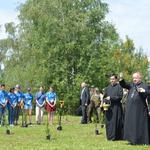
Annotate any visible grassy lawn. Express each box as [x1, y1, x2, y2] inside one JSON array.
[[0, 114, 149, 150]]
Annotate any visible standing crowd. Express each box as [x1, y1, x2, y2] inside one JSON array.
[[0, 84, 57, 127], [80, 72, 150, 145], [1, 71, 150, 145]]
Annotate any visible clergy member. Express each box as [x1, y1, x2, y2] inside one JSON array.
[[103, 73, 124, 141], [119, 72, 150, 145]]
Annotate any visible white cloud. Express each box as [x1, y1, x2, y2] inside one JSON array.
[[0, 9, 19, 38], [0, 0, 22, 39], [1, 0, 150, 59], [104, 0, 150, 58]]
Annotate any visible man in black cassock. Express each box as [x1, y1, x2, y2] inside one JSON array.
[[103, 74, 124, 141], [119, 72, 150, 145]]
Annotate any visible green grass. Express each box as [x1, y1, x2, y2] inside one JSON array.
[[0, 115, 149, 150]]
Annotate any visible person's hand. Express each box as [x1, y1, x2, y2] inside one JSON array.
[[48, 103, 52, 107], [85, 103, 87, 106], [120, 72, 124, 79], [138, 88, 145, 93], [52, 104, 55, 107], [106, 96, 110, 100], [148, 111, 150, 116]]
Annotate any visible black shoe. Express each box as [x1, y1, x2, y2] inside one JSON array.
[[80, 122, 87, 124]]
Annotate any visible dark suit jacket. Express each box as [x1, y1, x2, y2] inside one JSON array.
[[80, 87, 90, 105]]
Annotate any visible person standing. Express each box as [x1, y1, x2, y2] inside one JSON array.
[[45, 86, 56, 125], [7, 87, 17, 126], [87, 85, 95, 123], [0, 84, 9, 126], [121, 88, 128, 113], [103, 74, 124, 141], [119, 72, 150, 145], [14, 84, 24, 125], [35, 86, 46, 125], [90, 87, 103, 123], [80, 82, 90, 124], [23, 88, 33, 125]]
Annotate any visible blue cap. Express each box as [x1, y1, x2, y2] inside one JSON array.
[[27, 88, 31, 91]]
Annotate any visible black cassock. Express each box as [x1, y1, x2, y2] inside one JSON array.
[[120, 79, 150, 145], [103, 83, 124, 141]]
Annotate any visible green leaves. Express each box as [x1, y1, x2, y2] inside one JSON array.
[[0, 0, 149, 112]]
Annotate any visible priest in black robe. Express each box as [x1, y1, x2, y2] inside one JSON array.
[[119, 72, 150, 145], [103, 73, 124, 141]]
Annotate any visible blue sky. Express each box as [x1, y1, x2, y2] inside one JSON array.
[[0, 0, 150, 58], [104, 0, 150, 58], [0, 0, 25, 37]]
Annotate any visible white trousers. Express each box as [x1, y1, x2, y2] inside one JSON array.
[[36, 106, 44, 123]]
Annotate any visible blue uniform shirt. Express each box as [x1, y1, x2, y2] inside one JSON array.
[[0, 90, 8, 105], [15, 91, 24, 104], [24, 93, 33, 106], [46, 92, 56, 102], [8, 93, 18, 106], [36, 92, 46, 107]]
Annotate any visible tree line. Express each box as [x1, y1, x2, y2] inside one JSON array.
[[0, 0, 149, 114]]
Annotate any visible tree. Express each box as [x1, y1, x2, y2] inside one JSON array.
[[0, 0, 149, 114], [118, 36, 149, 81]]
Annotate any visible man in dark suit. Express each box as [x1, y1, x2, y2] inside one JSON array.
[[80, 82, 90, 124]]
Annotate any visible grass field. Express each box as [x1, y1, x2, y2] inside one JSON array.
[[0, 114, 149, 150]]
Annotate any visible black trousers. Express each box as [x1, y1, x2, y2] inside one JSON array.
[[81, 105, 87, 123]]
